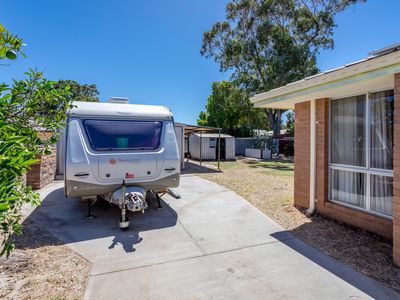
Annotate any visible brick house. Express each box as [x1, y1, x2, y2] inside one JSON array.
[[250, 44, 400, 266]]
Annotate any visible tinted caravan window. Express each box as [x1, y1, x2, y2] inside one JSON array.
[[83, 120, 162, 151]]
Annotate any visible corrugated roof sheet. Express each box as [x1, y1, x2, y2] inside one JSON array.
[[192, 133, 233, 138]]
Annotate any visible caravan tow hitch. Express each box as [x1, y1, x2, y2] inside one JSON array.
[[110, 180, 148, 229]]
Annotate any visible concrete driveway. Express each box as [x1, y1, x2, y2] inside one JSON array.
[[28, 175, 398, 299]]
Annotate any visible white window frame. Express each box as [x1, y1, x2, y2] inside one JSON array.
[[328, 90, 394, 220]]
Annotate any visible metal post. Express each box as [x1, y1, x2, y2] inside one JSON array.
[[200, 131, 202, 166], [119, 180, 129, 229], [218, 129, 221, 171], [187, 133, 189, 163]]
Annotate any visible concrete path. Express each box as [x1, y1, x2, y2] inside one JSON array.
[[28, 175, 399, 299]]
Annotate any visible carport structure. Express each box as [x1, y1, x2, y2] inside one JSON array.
[[174, 123, 222, 170]]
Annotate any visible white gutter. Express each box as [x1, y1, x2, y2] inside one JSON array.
[[307, 99, 316, 216]]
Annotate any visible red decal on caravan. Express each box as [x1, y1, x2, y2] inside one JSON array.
[[125, 173, 135, 179]]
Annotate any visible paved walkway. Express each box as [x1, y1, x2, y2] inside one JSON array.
[[29, 175, 399, 299]]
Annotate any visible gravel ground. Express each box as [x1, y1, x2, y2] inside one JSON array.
[[0, 218, 90, 300], [189, 158, 400, 293]]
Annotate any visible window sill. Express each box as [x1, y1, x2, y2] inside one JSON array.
[[327, 199, 393, 221]]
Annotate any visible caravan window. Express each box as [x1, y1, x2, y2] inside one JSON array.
[[83, 120, 162, 151]]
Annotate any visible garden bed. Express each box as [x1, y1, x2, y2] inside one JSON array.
[[0, 218, 90, 299]]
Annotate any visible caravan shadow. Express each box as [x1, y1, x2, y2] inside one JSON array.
[[20, 187, 178, 253]]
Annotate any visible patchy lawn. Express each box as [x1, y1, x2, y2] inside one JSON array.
[[0, 218, 90, 300], [192, 157, 400, 293]]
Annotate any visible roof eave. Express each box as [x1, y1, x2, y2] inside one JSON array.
[[251, 50, 400, 109]]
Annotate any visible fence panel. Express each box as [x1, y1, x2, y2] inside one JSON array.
[[236, 137, 294, 156], [235, 138, 254, 155]]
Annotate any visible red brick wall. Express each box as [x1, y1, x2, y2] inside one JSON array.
[[316, 99, 329, 208], [294, 98, 393, 240], [26, 149, 56, 189], [393, 73, 400, 265], [314, 98, 393, 239], [294, 101, 310, 208]]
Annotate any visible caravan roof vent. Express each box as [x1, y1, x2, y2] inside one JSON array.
[[108, 97, 129, 104], [368, 43, 400, 58]]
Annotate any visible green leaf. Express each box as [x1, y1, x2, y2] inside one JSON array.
[[5, 50, 17, 60], [0, 203, 10, 212]]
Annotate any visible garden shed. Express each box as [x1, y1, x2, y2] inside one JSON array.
[[189, 132, 235, 160]]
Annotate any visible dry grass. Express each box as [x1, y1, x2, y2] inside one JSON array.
[[191, 157, 400, 293], [0, 218, 90, 300]]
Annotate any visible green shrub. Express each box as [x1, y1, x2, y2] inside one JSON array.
[[250, 135, 273, 150], [282, 140, 294, 157], [0, 70, 71, 257]]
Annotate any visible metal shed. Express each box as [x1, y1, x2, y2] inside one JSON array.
[[189, 133, 235, 161]]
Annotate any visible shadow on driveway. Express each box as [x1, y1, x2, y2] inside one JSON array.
[[181, 161, 221, 174], [22, 187, 178, 254], [272, 229, 399, 299]]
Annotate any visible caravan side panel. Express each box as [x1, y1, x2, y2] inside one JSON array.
[[174, 125, 185, 169], [56, 128, 65, 176]]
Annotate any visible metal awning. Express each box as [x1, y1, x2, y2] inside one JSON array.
[[175, 123, 223, 170]]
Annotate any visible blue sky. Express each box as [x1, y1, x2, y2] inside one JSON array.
[[1, 0, 399, 124]]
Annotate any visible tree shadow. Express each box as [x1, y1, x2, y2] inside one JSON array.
[[244, 159, 294, 172]]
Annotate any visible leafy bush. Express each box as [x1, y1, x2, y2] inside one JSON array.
[[0, 70, 71, 257], [285, 111, 295, 137], [282, 140, 294, 157], [250, 137, 268, 149]]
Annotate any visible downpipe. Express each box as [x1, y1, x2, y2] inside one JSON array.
[[306, 99, 317, 218], [306, 201, 316, 217]]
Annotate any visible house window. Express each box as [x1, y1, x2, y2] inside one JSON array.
[[329, 90, 394, 217]]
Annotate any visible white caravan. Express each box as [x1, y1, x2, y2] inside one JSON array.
[[64, 101, 180, 228]]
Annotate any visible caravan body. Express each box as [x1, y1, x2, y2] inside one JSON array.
[[64, 101, 180, 203]]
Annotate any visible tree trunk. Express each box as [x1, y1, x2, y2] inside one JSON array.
[[265, 109, 283, 137]]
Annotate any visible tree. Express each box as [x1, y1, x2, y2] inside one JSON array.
[[284, 110, 295, 136], [201, 0, 364, 136], [197, 111, 208, 126], [0, 23, 25, 61], [55, 80, 99, 102], [198, 80, 268, 137]]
